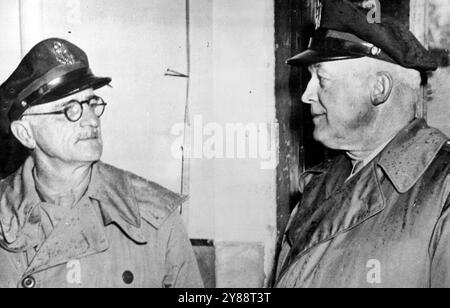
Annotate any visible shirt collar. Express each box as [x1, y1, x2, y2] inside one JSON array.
[[347, 133, 397, 167], [377, 118, 448, 193], [345, 133, 397, 181]]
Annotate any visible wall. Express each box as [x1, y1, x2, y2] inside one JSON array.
[[0, 1, 21, 81], [187, 0, 277, 287], [209, 0, 277, 287], [427, 0, 450, 136]]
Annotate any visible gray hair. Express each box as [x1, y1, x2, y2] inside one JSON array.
[[364, 58, 422, 116]]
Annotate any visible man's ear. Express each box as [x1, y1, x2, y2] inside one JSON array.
[[10, 120, 36, 150], [371, 71, 393, 106]]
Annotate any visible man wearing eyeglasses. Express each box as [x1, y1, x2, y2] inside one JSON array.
[[0, 38, 203, 288]]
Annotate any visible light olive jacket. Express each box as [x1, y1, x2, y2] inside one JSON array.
[[275, 119, 449, 288], [0, 159, 203, 288]]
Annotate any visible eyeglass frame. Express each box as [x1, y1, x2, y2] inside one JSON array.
[[21, 95, 107, 122]]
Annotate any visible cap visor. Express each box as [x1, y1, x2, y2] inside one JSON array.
[[38, 75, 112, 104], [286, 49, 362, 66]]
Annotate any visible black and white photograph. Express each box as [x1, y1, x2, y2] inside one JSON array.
[[0, 0, 448, 291]]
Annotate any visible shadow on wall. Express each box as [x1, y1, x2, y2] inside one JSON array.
[[0, 133, 29, 179]]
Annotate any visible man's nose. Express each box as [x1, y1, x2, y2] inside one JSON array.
[[79, 104, 100, 128], [301, 79, 319, 105]]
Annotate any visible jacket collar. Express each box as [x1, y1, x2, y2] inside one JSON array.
[[0, 158, 43, 252], [90, 162, 186, 231], [86, 162, 146, 243], [0, 158, 146, 253], [377, 118, 448, 193]]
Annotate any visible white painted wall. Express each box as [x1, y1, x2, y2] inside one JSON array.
[[186, 0, 277, 244], [186, 0, 215, 239], [181, 0, 278, 285], [209, 1, 277, 283], [0, 1, 22, 82]]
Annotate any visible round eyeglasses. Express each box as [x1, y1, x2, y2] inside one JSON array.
[[23, 96, 107, 122]]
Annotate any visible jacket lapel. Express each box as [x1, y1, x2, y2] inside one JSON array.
[[24, 199, 109, 276], [280, 157, 386, 279]]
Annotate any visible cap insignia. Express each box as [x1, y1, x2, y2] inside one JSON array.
[[370, 46, 382, 56], [52, 41, 76, 65]]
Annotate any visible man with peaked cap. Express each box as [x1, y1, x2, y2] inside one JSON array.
[[273, 0, 449, 288], [0, 38, 203, 288]]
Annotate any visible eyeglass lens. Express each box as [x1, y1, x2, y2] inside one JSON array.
[[65, 97, 106, 122]]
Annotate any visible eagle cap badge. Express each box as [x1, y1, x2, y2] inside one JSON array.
[[52, 41, 76, 65]]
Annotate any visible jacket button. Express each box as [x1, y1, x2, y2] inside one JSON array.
[[122, 271, 134, 285], [22, 276, 36, 289]]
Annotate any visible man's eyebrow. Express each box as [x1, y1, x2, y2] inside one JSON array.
[[316, 64, 333, 76], [58, 100, 72, 108], [308, 63, 321, 73], [48, 100, 71, 110], [57, 95, 96, 108]]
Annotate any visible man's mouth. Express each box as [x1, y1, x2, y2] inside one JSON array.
[[311, 113, 326, 119], [77, 131, 99, 142]]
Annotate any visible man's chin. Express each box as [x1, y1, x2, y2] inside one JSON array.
[[313, 128, 327, 144], [72, 153, 102, 163], [71, 145, 103, 163], [313, 129, 340, 150]]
